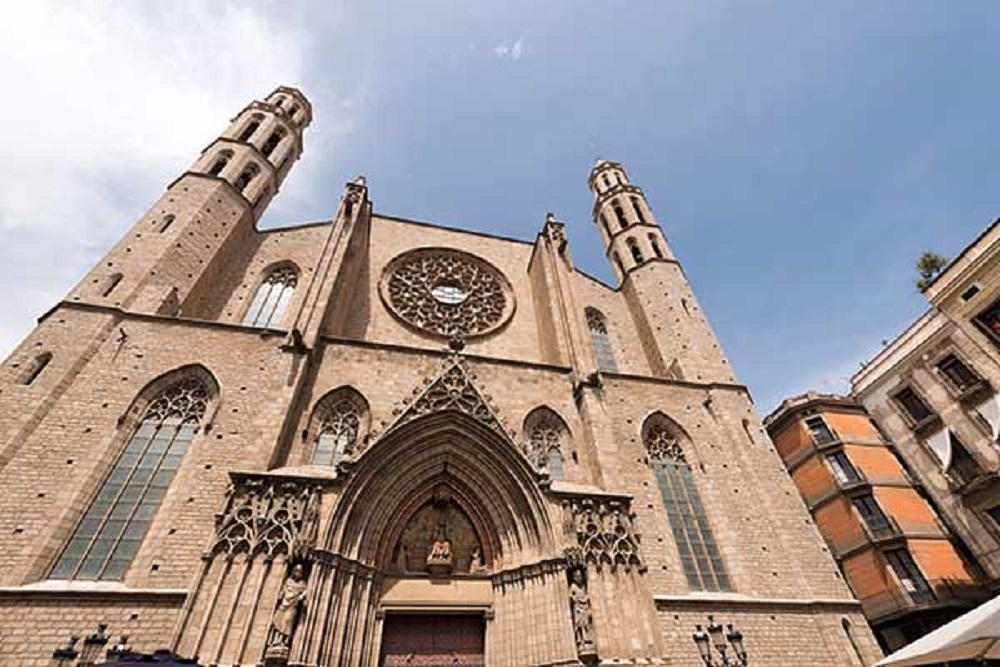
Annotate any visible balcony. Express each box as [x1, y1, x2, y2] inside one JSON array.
[[862, 576, 987, 623], [862, 515, 904, 544]]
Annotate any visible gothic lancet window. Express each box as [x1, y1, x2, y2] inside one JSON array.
[[237, 114, 262, 142], [312, 399, 360, 467], [649, 233, 664, 259], [613, 201, 628, 230], [242, 264, 297, 329], [310, 392, 365, 467], [51, 375, 211, 580], [586, 307, 617, 373], [234, 163, 260, 193], [631, 197, 647, 224], [261, 128, 286, 158], [644, 414, 731, 592], [207, 150, 232, 177], [627, 238, 644, 264], [523, 407, 569, 480]]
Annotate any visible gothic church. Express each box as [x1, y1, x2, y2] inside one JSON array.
[[0, 87, 881, 665]]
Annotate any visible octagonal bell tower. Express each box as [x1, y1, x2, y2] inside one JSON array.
[[589, 159, 736, 384]]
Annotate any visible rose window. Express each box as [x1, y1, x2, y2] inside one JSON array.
[[381, 248, 514, 338]]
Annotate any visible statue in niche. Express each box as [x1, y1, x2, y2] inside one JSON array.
[[469, 546, 488, 575], [569, 567, 596, 656], [427, 522, 453, 573], [266, 563, 308, 659]]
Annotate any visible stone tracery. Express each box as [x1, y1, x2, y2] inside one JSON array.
[[381, 248, 513, 338]]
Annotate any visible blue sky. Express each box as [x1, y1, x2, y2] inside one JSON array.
[[1, 1, 998, 413]]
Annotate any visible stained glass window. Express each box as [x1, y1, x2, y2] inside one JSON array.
[[243, 265, 297, 329], [311, 397, 362, 467], [586, 308, 617, 373], [51, 377, 208, 580], [645, 416, 731, 591]]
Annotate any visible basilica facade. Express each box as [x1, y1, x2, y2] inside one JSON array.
[[0, 87, 881, 666]]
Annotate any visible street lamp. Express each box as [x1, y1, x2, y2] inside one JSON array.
[[51, 636, 79, 667], [692, 615, 748, 666], [79, 623, 110, 666]]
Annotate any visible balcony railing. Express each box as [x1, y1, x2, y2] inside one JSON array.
[[862, 575, 987, 622]]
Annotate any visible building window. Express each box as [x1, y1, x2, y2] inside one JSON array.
[[50, 376, 210, 580], [311, 396, 362, 467], [242, 264, 297, 328], [884, 548, 934, 603], [524, 407, 569, 480], [237, 115, 262, 142], [586, 307, 617, 373], [949, 432, 984, 487], [601, 173, 610, 189], [644, 414, 731, 592], [234, 163, 260, 192], [253, 187, 272, 212], [102, 273, 123, 297], [631, 197, 647, 224], [648, 233, 664, 259], [599, 213, 611, 237], [156, 215, 175, 234], [973, 297, 1000, 346], [261, 129, 286, 158], [893, 386, 935, 425], [613, 202, 628, 230], [853, 494, 892, 537], [936, 354, 981, 393], [827, 452, 861, 485], [805, 415, 837, 445], [22, 352, 52, 385], [207, 150, 232, 177], [627, 238, 643, 264]]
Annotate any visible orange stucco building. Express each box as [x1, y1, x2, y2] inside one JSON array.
[[765, 393, 987, 652]]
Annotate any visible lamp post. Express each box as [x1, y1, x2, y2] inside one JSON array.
[[692, 615, 748, 666]]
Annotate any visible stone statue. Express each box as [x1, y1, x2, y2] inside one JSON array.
[[428, 534, 452, 563], [267, 564, 308, 652], [569, 568, 596, 655], [469, 546, 487, 574]]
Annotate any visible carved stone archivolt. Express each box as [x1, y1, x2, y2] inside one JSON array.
[[380, 248, 514, 338], [210, 476, 322, 560], [562, 495, 641, 570], [375, 356, 513, 443]]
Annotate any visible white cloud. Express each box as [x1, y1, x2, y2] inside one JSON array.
[[0, 1, 366, 356], [494, 37, 525, 60], [511, 37, 524, 59]]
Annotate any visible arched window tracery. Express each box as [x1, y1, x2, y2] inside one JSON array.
[[51, 374, 212, 580], [523, 407, 569, 480], [242, 264, 297, 328], [586, 307, 617, 373], [310, 390, 367, 467], [643, 413, 730, 592]]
